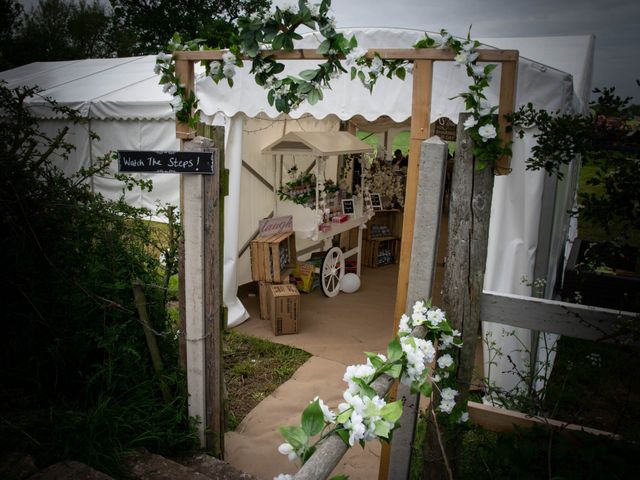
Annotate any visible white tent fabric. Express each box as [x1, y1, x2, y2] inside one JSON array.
[[196, 27, 594, 390]]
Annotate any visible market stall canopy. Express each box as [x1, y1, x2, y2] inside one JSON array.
[[262, 131, 374, 156]]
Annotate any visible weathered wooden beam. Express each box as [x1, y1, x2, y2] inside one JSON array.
[[173, 48, 519, 62], [467, 401, 620, 438], [481, 290, 639, 345], [388, 137, 448, 480]]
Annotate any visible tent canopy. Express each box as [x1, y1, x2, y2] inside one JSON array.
[[262, 131, 374, 156]]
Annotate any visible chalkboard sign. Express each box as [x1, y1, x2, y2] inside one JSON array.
[[369, 193, 383, 210], [117, 150, 217, 174], [342, 199, 355, 215], [430, 117, 457, 142]]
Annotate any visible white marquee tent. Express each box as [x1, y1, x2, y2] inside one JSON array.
[[1, 27, 594, 393]]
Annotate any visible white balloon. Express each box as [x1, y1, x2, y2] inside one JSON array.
[[340, 273, 361, 293]]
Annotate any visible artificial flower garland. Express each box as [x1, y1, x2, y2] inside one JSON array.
[[154, 0, 510, 166], [272, 300, 465, 479]]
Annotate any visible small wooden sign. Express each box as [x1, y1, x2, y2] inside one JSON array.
[[430, 117, 457, 142], [342, 199, 355, 215], [258, 215, 293, 237], [370, 193, 383, 210], [117, 150, 216, 174]]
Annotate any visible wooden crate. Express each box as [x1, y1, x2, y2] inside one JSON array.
[[250, 231, 297, 282], [362, 238, 399, 268]]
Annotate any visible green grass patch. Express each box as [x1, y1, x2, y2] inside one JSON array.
[[223, 330, 311, 430]]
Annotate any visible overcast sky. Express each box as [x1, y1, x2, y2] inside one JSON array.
[[18, 0, 640, 100]]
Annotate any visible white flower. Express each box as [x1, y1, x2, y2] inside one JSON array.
[[437, 353, 454, 369], [438, 33, 452, 48], [274, 475, 294, 480], [463, 116, 478, 130], [432, 373, 441, 383], [438, 399, 455, 414], [153, 64, 162, 75], [345, 411, 366, 446], [471, 64, 486, 79], [454, 51, 469, 66], [440, 333, 454, 347], [156, 52, 172, 63], [452, 329, 461, 337], [427, 308, 445, 326], [277, 443, 297, 462], [170, 95, 183, 111], [478, 124, 497, 142], [412, 310, 427, 326], [162, 82, 177, 95], [222, 51, 236, 64], [223, 63, 236, 79], [398, 314, 411, 335], [314, 396, 336, 423], [462, 41, 475, 52], [405, 62, 414, 74], [210, 61, 221, 76], [478, 100, 494, 116], [339, 390, 366, 416], [345, 46, 368, 66], [279, 1, 298, 14], [441, 387, 458, 401], [413, 300, 426, 314], [308, 3, 320, 16], [370, 56, 383, 75], [459, 412, 469, 423]]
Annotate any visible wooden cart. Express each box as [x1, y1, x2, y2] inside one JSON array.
[[262, 131, 374, 297]]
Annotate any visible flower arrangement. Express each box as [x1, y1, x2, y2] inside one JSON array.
[[273, 300, 464, 479], [154, 1, 511, 170], [362, 159, 405, 208], [277, 171, 317, 207]]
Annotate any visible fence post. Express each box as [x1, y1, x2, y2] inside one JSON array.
[[423, 113, 494, 478], [387, 137, 448, 479]]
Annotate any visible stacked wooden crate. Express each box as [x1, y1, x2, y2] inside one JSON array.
[[362, 209, 402, 268], [250, 231, 300, 334]]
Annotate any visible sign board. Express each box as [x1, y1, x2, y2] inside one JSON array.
[[342, 199, 355, 215], [117, 150, 217, 174], [430, 117, 457, 142], [258, 215, 293, 237]]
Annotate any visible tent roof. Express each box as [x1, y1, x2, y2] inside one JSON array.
[[0, 56, 174, 120], [197, 27, 588, 123], [262, 131, 373, 156]]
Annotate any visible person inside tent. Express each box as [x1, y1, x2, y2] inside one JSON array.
[[392, 149, 408, 171]]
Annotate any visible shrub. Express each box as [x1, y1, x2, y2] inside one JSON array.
[[0, 82, 196, 475]]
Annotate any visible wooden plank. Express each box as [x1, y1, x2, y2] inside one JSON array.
[[242, 160, 274, 191], [204, 127, 225, 457], [175, 59, 194, 139], [182, 172, 206, 446], [380, 58, 434, 480], [467, 401, 619, 438], [481, 290, 639, 345], [178, 164, 187, 372], [174, 48, 519, 62], [496, 59, 518, 174], [388, 137, 448, 480]]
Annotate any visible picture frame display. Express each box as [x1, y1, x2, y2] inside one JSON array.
[[369, 193, 383, 210], [341, 198, 355, 215]]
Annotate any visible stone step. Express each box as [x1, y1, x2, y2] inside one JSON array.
[[174, 453, 259, 480], [126, 451, 214, 480]]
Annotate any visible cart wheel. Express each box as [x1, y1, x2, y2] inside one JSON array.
[[321, 247, 345, 298]]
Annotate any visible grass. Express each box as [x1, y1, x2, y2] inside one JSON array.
[[222, 330, 311, 430]]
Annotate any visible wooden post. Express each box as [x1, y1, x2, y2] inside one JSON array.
[[496, 58, 518, 174], [424, 113, 494, 479], [182, 136, 224, 455], [175, 58, 195, 140], [388, 137, 448, 479], [379, 58, 434, 480]]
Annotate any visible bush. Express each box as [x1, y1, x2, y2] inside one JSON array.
[[0, 83, 196, 475]]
